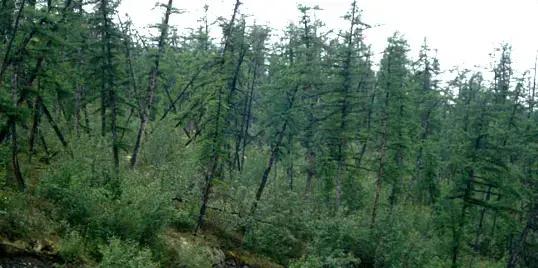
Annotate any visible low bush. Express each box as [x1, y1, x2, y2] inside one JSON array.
[[98, 238, 158, 268]]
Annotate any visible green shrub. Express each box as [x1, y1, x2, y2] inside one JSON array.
[[59, 230, 90, 264], [37, 159, 109, 227], [99, 238, 158, 268], [0, 191, 58, 240], [243, 221, 304, 264], [289, 252, 360, 268], [303, 215, 371, 267], [171, 210, 196, 231], [38, 154, 175, 245], [372, 206, 441, 268], [96, 174, 174, 244], [153, 232, 218, 268]]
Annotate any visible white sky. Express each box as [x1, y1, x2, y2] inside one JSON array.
[[119, 0, 538, 75]]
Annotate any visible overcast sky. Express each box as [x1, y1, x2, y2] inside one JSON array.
[[119, 0, 538, 75]]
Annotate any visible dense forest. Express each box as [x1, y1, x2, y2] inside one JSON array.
[[1, 0, 537, 267]]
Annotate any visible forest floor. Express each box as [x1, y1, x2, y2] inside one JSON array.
[[0, 234, 274, 268], [0, 211, 281, 268], [0, 256, 51, 268]]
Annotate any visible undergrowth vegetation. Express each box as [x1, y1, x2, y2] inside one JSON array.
[[1, 0, 538, 267]]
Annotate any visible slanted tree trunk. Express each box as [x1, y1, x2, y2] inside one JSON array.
[[336, 1, 357, 211], [110, 89, 119, 168], [0, 0, 25, 89], [100, 74, 107, 137], [11, 121, 24, 192], [238, 47, 260, 171], [131, 0, 173, 168], [82, 85, 90, 135], [74, 48, 84, 138], [507, 202, 537, 268], [28, 96, 40, 162], [74, 82, 81, 138], [371, 91, 389, 227], [453, 108, 484, 267], [251, 122, 288, 215], [474, 185, 492, 249], [452, 170, 473, 268], [286, 133, 294, 190], [302, 14, 317, 198], [194, 0, 241, 235], [40, 96, 68, 149], [195, 82, 224, 235], [408, 108, 431, 193], [100, 0, 119, 167], [474, 73, 520, 253], [118, 17, 142, 119], [356, 89, 375, 168], [250, 84, 299, 217], [0, 56, 45, 144], [223, 22, 246, 171], [524, 55, 536, 122], [10, 66, 24, 192]]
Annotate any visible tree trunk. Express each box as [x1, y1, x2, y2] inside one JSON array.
[[40, 97, 68, 148], [528, 55, 536, 120], [452, 170, 473, 268], [335, 1, 356, 212], [507, 203, 537, 268], [82, 85, 91, 135], [287, 133, 294, 191], [74, 82, 81, 138], [474, 185, 492, 249], [304, 151, 315, 196], [0, 0, 26, 89], [9, 66, 24, 192], [251, 121, 288, 216], [131, 0, 173, 168], [408, 109, 431, 193], [100, 75, 107, 137], [0, 56, 45, 144], [356, 91, 376, 168], [238, 58, 258, 172], [11, 120, 24, 192], [194, 0, 241, 235], [372, 92, 389, 227], [110, 90, 119, 168], [74, 48, 84, 138], [28, 96, 40, 162]]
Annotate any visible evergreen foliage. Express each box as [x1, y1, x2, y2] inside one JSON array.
[[1, 0, 537, 267]]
